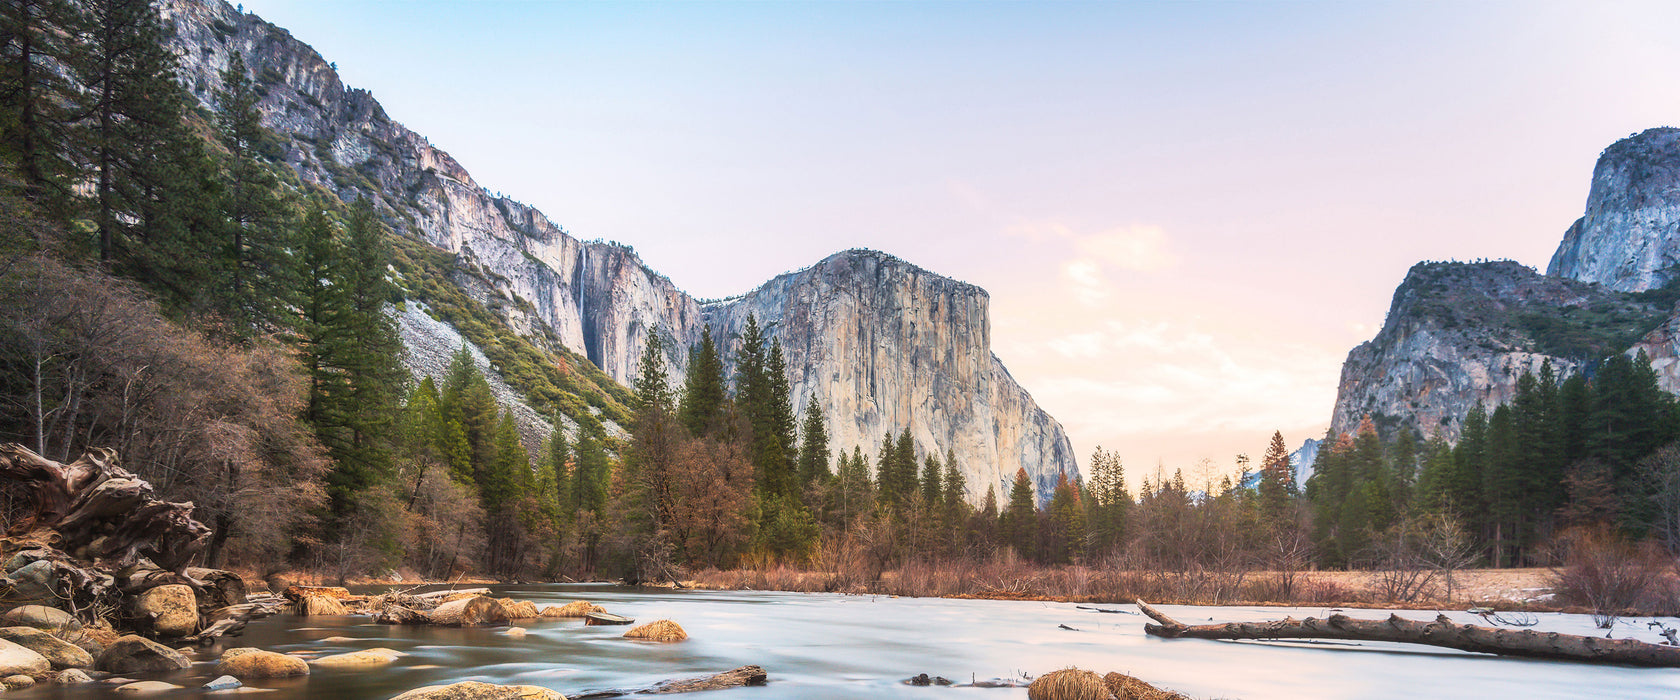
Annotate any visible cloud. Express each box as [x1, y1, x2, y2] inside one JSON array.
[[1073, 225, 1177, 272], [1009, 221, 1179, 272], [1061, 260, 1110, 306]]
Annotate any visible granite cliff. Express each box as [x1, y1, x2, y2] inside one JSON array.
[[1330, 128, 1680, 442], [157, 0, 1078, 500]]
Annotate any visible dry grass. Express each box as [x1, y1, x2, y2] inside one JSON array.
[[1104, 671, 1187, 700], [623, 619, 687, 642], [688, 555, 1579, 612], [540, 600, 605, 618], [1028, 668, 1108, 700], [496, 599, 541, 619]]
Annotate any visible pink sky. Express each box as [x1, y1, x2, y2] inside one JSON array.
[[242, 0, 1680, 475]]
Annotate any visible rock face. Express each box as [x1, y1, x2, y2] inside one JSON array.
[[1326, 261, 1664, 441], [1332, 128, 1680, 443], [157, 0, 1079, 498], [1549, 128, 1680, 292], [705, 250, 1078, 499]]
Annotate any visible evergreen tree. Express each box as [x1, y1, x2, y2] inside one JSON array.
[[796, 394, 829, 486], [571, 428, 609, 515], [214, 52, 294, 330], [0, 0, 82, 213], [548, 418, 570, 515], [920, 451, 943, 509], [1001, 467, 1036, 558], [1257, 430, 1294, 521], [677, 326, 725, 436], [941, 448, 965, 514], [72, 0, 190, 264]]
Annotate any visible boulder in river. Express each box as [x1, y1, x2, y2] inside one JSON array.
[[1, 673, 33, 689], [57, 668, 93, 684], [2, 604, 79, 630], [0, 638, 50, 677], [96, 635, 190, 673], [0, 626, 93, 668], [136, 584, 199, 636], [218, 647, 310, 678], [1028, 668, 1108, 700], [310, 648, 403, 669], [624, 620, 686, 642], [113, 680, 182, 694], [427, 596, 508, 627], [388, 680, 566, 699], [204, 674, 242, 690], [294, 595, 349, 616]]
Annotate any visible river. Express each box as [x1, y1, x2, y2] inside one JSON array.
[[17, 584, 1680, 699]]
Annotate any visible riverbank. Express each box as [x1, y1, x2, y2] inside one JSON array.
[[684, 563, 1586, 612]]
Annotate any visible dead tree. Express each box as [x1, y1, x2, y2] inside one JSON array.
[[1136, 600, 1680, 667], [0, 444, 209, 573]]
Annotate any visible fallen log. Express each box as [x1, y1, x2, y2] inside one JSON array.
[[412, 587, 489, 600], [1135, 599, 1680, 667], [570, 665, 769, 698], [373, 604, 431, 625]]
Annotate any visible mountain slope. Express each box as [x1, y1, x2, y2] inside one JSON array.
[[1330, 128, 1680, 442], [157, 0, 1078, 500]]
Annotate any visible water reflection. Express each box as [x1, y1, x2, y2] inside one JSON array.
[[18, 584, 1680, 699]]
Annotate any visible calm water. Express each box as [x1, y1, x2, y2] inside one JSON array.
[[17, 584, 1680, 699]]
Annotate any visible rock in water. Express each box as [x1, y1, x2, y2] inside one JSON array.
[[113, 680, 181, 694], [137, 584, 199, 637], [427, 596, 509, 627], [1, 674, 34, 689], [218, 647, 310, 679], [96, 635, 191, 674], [57, 668, 94, 684], [1028, 668, 1108, 700], [310, 648, 403, 669], [2, 605, 78, 630], [388, 681, 566, 699], [0, 626, 94, 669], [0, 638, 50, 677], [204, 675, 242, 690]]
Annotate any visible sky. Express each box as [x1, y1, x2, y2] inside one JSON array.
[[238, 0, 1680, 478]]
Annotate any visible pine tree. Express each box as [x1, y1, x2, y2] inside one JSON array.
[[72, 0, 191, 264], [678, 326, 725, 436], [1001, 467, 1036, 558], [796, 394, 829, 486], [214, 52, 294, 330], [941, 448, 965, 514], [0, 0, 82, 214], [920, 451, 943, 509], [1257, 430, 1294, 521], [548, 418, 570, 515]]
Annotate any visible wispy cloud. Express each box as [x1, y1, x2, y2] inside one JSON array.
[[1010, 221, 1179, 273]]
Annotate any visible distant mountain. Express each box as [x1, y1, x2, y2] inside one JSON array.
[[1328, 128, 1680, 442], [157, 0, 1078, 501]]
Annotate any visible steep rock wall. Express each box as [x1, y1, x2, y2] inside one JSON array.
[[1549, 128, 1680, 293], [158, 0, 1078, 499]]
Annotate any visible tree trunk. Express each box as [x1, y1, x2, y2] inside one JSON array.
[[1136, 600, 1680, 667]]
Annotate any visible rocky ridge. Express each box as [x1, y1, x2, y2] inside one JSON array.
[[1330, 128, 1680, 443], [157, 0, 1078, 499]]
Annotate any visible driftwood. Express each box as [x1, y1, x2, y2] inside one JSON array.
[[1136, 599, 1680, 667], [0, 444, 209, 573], [571, 665, 769, 698], [427, 596, 509, 626], [373, 604, 431, 625], [412, 587, 489, 601]]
